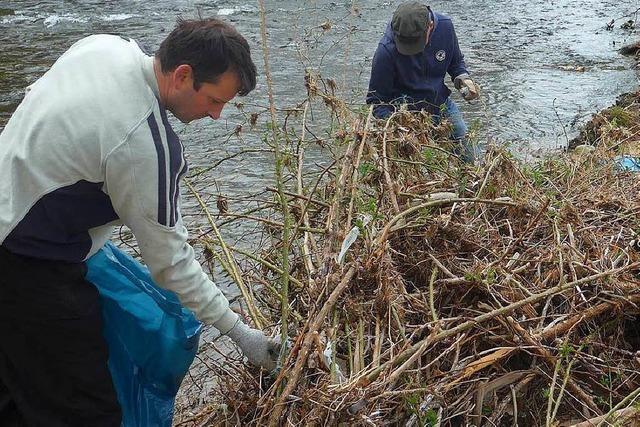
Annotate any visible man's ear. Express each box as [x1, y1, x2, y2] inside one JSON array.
[[172, 64, 193, 88]]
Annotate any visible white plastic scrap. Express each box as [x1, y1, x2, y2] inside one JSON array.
[[337, 214, 371, 265], [322, 339, 346, 383]]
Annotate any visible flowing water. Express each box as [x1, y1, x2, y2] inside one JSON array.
[[1, 1, 638, 144]]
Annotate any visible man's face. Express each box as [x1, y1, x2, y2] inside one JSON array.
[[425, 21, 435, 45], [167, 65, 240, 123]]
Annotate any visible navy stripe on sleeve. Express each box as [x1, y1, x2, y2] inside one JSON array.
[[173, 162, 189, 223], [147, 113, 168, 226], [159, 109, 186, 227]]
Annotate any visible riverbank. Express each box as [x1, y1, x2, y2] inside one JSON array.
[[569, 38, 639, 153], [570, 87, 639, 156], [173, 73, 640, 425]]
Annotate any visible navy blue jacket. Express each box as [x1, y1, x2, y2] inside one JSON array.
[[366, 11, 468, 118]]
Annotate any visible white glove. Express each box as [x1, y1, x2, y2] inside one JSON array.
[[215, 310, 280, 371], [454, 74, 480, 101]]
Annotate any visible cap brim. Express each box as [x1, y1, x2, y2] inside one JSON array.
[[394, 33, 427, 56]]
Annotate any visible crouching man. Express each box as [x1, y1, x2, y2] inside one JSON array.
[[367, 1, 481, 162]]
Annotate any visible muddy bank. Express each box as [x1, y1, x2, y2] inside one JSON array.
[[569, 36, 639, 151]]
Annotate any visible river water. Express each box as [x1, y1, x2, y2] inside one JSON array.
[[1, 1, 639, 144], [1, 0, 638, 212], [1, 0, 639, 189], [1, 0, 639, 248]]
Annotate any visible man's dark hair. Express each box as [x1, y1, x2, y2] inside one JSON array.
[[157, 18, 257, 95]]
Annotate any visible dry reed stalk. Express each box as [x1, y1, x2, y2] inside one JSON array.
[[185, 179, 265, 328]]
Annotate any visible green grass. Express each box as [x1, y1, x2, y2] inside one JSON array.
[[608, 106, 633, 127]]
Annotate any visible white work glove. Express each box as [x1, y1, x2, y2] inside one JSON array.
[[454, 73, 480, 101], [214, 310, 280, 371]]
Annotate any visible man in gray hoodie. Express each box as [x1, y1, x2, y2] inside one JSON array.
[[0, 18, 277, 426]]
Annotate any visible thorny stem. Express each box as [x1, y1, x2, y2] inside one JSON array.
[[257, 0, 292, 358]]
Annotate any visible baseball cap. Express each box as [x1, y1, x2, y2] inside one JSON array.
[[391, 2, 431, 55]]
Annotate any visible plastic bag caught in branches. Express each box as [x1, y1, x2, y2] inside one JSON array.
[[337, 214, 371, 265]]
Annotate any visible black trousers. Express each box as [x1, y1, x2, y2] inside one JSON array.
[[0, 246, 121, 427]]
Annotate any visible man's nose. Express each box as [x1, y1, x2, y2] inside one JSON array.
[[209, 105, 225, 120]]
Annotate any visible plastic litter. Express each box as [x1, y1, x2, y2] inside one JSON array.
[[322, 339, 346, 383], [337, 214, 371, 265], [614, 155, 640, 172], [85, 242, 202, 427]]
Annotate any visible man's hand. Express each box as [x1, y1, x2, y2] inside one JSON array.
[[225, 318, 281, 371], [454, 74, 480, 101]]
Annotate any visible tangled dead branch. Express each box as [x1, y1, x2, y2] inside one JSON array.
[[174, 88, 640, 426]]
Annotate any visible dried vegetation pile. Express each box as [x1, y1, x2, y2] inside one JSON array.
[[176, 89, 640, 427]]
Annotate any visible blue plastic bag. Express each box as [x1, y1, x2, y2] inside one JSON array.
[[615, 155, 640, 172], [85, 242, 202, 427]]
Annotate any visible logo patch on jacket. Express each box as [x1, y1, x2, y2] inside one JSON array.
[[435, 50, 446, 61]]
